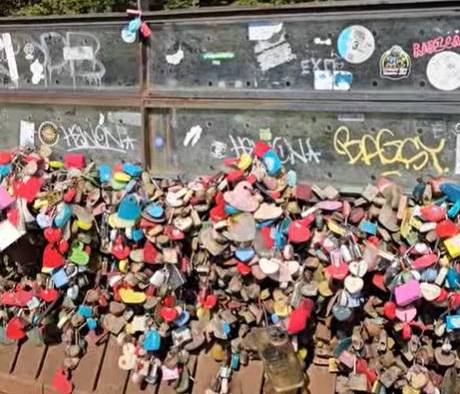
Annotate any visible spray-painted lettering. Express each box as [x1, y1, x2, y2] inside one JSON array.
[[333, 126, 447, 176], [412, 33, 460, 58]]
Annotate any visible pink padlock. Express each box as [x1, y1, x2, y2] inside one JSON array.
[[394, 279, 421, 307]]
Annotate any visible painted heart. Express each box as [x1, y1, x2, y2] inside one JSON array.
[[42, 244, 65, 269], [420, 205, 446, 222], [324, 262, 349, 281], [39, 288, 59, 303], [112, 237, 130, 260], [6, 316, 26, 340], [412, 253, 438, 270], [44, 228, 62, 243], [236, 262, 252, 276], [203, 294, 217, 309], [160, 307, 179, 322], [51, 368, 73, 394], [287, 299, 314, 334], [14, 176, 43, 203], [344, 276, 364, 294], [420, 282, 441, 301], [395, 305, 417, 323], [372, 273, 387, 291], [210, 200, 227, 223], [119, 288, 146, 304], [436, 220, 458, 238], [235, 248, 255, 262], [63, 188, 77, 203], [383, 301, 396, 320], [288, 221, 311, 244], [348, 260, 368, 278]]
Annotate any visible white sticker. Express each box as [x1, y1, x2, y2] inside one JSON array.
[[426, 51, 460, 91], [2, 33, 19, 86], [0, 220, 25, 252], [248, 22, 283, 41], [313, 37, 332, 46], [338, 113, 365, 122], [166, 48, 184, 65], [183, 125, 202, 147], [63, 46, 94, 61], [30, 59, 44, 85], [256, 42, 296, 72], [314, 70, 334, 90], [20, 121, 35, 147], [337, 25, 375, 64]]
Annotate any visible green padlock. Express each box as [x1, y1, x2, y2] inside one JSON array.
[[69, 241, 90, 266]]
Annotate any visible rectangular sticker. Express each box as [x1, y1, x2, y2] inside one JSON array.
[[248, 21, 283, 41], [63, 46, 94, 61], [20, 120, 35, 147]]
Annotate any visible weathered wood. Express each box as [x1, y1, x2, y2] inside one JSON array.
[[73, 340, 108, 394]]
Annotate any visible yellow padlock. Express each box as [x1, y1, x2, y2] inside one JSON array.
[[113, 172, 130, 183], [444, 234, 460, 258], [49, 160, 64, 169], [77, 219, 93, 231], [327, 220, 346, 236], [237, 153, 252, 171], [119, 259, 129, 273]]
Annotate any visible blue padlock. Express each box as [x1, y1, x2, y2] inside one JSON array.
[[174, 310, 190, 327], [52, 268, 69, 288], [77, 305, 93, 318], [262, 149, 282, 176], [448, 200, 460, 219], [54, 204, 73, 228], [446, 315, 460, 332], [359, 220, 377, 235], [231, 353, 240, 370], [146, 203, 164, 219], [122, 163, 142, 177], [441, 183, 460, 202], [118, 195, 141, 221], [98, 164, 112, 183], [86, 318, 97, 331], [447, 268, 460, 290], [144, 329, 161, 351], [235, 248, 255, 262], [224, 204, 240, 215], [0, 164, 11, 178]]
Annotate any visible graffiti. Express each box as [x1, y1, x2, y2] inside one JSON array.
[[333, 126, 447, 176], [61, 113, 137, 153], [228, 135, 321, 165], [412, 33, 460, 58], [254, 32, 297, 72], [0, 31, 106, 89], [300, 56, 344, 75], [210, 140, 228, 159]]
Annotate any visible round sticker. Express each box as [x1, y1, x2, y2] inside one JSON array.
[[337, 25, 375, 64], [379, 45, 411, 80], [426, 51, 460, 91], [38, 121, 59, 146]]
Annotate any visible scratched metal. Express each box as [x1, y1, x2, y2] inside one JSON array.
[[148, 108, 460, 189], [149, 9, 460, 100], [0, 104, 143, 164], [0, 25, 139, 91]]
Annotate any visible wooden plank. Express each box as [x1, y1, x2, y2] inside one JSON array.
[[157, 355, 197, 394], [73, 340, 108, 394], [0, 343, 21, 394], [95, 336, 128, 394], [39, 343, 65, 394], [230, 360, 264, 394], [191, 354, 220, 394]]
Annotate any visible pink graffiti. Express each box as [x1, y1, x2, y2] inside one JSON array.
[[412, 33, 460, 58]]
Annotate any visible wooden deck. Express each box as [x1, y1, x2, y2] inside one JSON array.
[[0, 337, 336, 394]]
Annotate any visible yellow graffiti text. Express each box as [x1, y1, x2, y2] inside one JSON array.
[[333, 126, 447, 176]]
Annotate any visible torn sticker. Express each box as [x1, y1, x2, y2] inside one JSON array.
[[256, 42, 296, 72], [314, 71, 352, 91], [166, 48, 184, 65], [20, 121, 35, 148], [426, 51, 460, 91], [183, 125, 203, 147], [248, 21, 283, 41]]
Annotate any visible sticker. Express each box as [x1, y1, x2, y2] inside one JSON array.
[[183, 125, 202, 147], [20, 121, 35, 148], [256, 42, 296, 72], [338, 113, 365, 122], [38, 121, 60, 147], [314, 70, 353, 91], [166, 48, 184, 65], [248, 22, 283, 41], [259, 128, 272, 141], [313, 37, 332, 46], [63, 46, 94, 61], [379, 45, 411, 80], [337, 25, 375, 64], [210, 141, 227, 159], [201, 52, 234, 61], [2, 33, 19, 86], [426, 51, 460, 91]]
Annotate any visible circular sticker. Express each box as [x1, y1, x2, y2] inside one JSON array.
[[337, 25, 375, 64], [38, 121, 59, 147], [379, 45, 411, 80], [426, 51, 460, 91]]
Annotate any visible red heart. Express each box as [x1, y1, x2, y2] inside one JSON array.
[[287, 298, 313, 334], [63, 188, 77, 203], [324, 262, 348, 281], [140, 22, 152, 38], [383, 301, 396, 320], [42, 244, 65, 269], [288, 221, 311, 244], [420, 205, 446, 222], [162, 295, 176, 307], [434, 288, 449, 304], [6, 207, 19, 226], [203, 294, 217, 309], [44, 228, 62, 243], [6, 316, 26, 340], [52, 368, 73, 394], [14, 177, 43, 203], [39, 288, 59, 303], [58, 239, 69, 254], [237, 262, 251, 276], [210, 203, 227, 223], [412, 253, 438, 270], [260, 227, 274, 249], [64, 154, 85, 170], [253, 141, 270, 158], [372, 273, 386, 291], [112, 237, 130, 260], [160, 307, 178, 322], [143, 241, 158, 264], [436, 220, 458, 239], [227, 169, 244, 183]]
